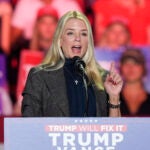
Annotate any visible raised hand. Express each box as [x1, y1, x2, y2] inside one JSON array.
[[104, 62, 123, 97]]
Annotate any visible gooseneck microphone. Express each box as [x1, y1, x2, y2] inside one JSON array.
[[74, 56, 86, 75], [73, 56, 89, 117]]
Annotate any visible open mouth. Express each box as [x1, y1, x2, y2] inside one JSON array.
[[72, 45, 82, 54]]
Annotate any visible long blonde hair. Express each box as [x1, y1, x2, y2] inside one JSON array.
[[41, 11, 105, 90]]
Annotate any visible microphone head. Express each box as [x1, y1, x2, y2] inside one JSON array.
[[73, 56, 86, 75]]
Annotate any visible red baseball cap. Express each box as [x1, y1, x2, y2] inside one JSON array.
[[37, 6, 59, 20]]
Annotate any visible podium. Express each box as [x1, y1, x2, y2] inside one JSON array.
[[4, 117, 150, 150]]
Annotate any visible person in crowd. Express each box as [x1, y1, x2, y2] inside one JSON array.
[[21, 11, 123, 117], [119, 48, 150, 116], [11, 6, 59, 116], [0, 1, 13, 116], [30, 5, 58, 55], [97, 20, 130, 50], [0, 1, 12, 54], [94, 20, 131, 72], [92, 0, 150, 45], [7, 5, 59, 107], [11, 0, 82, 47]]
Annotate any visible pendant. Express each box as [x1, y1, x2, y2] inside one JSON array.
[[74, 80, 78, 85]]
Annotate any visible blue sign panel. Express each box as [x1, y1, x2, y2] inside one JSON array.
[[4, 117, 150, 150]]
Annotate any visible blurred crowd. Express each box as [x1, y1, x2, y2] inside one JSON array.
[[1, 0, 150, 118]]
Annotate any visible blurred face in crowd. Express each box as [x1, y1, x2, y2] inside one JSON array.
[[120, 59, 144, 83], [37, 15, 57, 41], [105, 22, 130, 48], [60, 18, 88, 58]]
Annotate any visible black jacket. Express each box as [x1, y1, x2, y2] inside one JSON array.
[[21, 67, 108, 117]]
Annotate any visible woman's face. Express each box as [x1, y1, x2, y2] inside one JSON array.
[[60, 18, 88, 58], [120, 60, 144, 83]]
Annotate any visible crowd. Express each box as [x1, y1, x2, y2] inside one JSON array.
[[0, 0, 150, 117]]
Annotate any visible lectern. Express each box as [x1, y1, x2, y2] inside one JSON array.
[[4, 117, 150, 150]]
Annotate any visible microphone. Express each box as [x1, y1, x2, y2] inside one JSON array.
[[74, 56, 86, 75]]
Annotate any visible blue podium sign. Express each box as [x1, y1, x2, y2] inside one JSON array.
[[4, 117, 150, 150]]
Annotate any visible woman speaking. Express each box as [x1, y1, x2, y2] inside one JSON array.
[[21, 11, 123, 117]]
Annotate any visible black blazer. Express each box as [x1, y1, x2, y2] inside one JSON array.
[[21, 67, 108, 117]]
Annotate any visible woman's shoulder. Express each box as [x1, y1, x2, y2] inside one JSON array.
[[27, 66, 44, 77], [28, 65, 63, 78]]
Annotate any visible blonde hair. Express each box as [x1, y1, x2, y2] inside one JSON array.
[[41, 11, 105, 90]]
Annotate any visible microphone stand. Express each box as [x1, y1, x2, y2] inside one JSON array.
[[82, 72, 89, 117]]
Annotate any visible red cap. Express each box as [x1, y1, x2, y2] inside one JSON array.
[[37, 6, 59, 20]]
